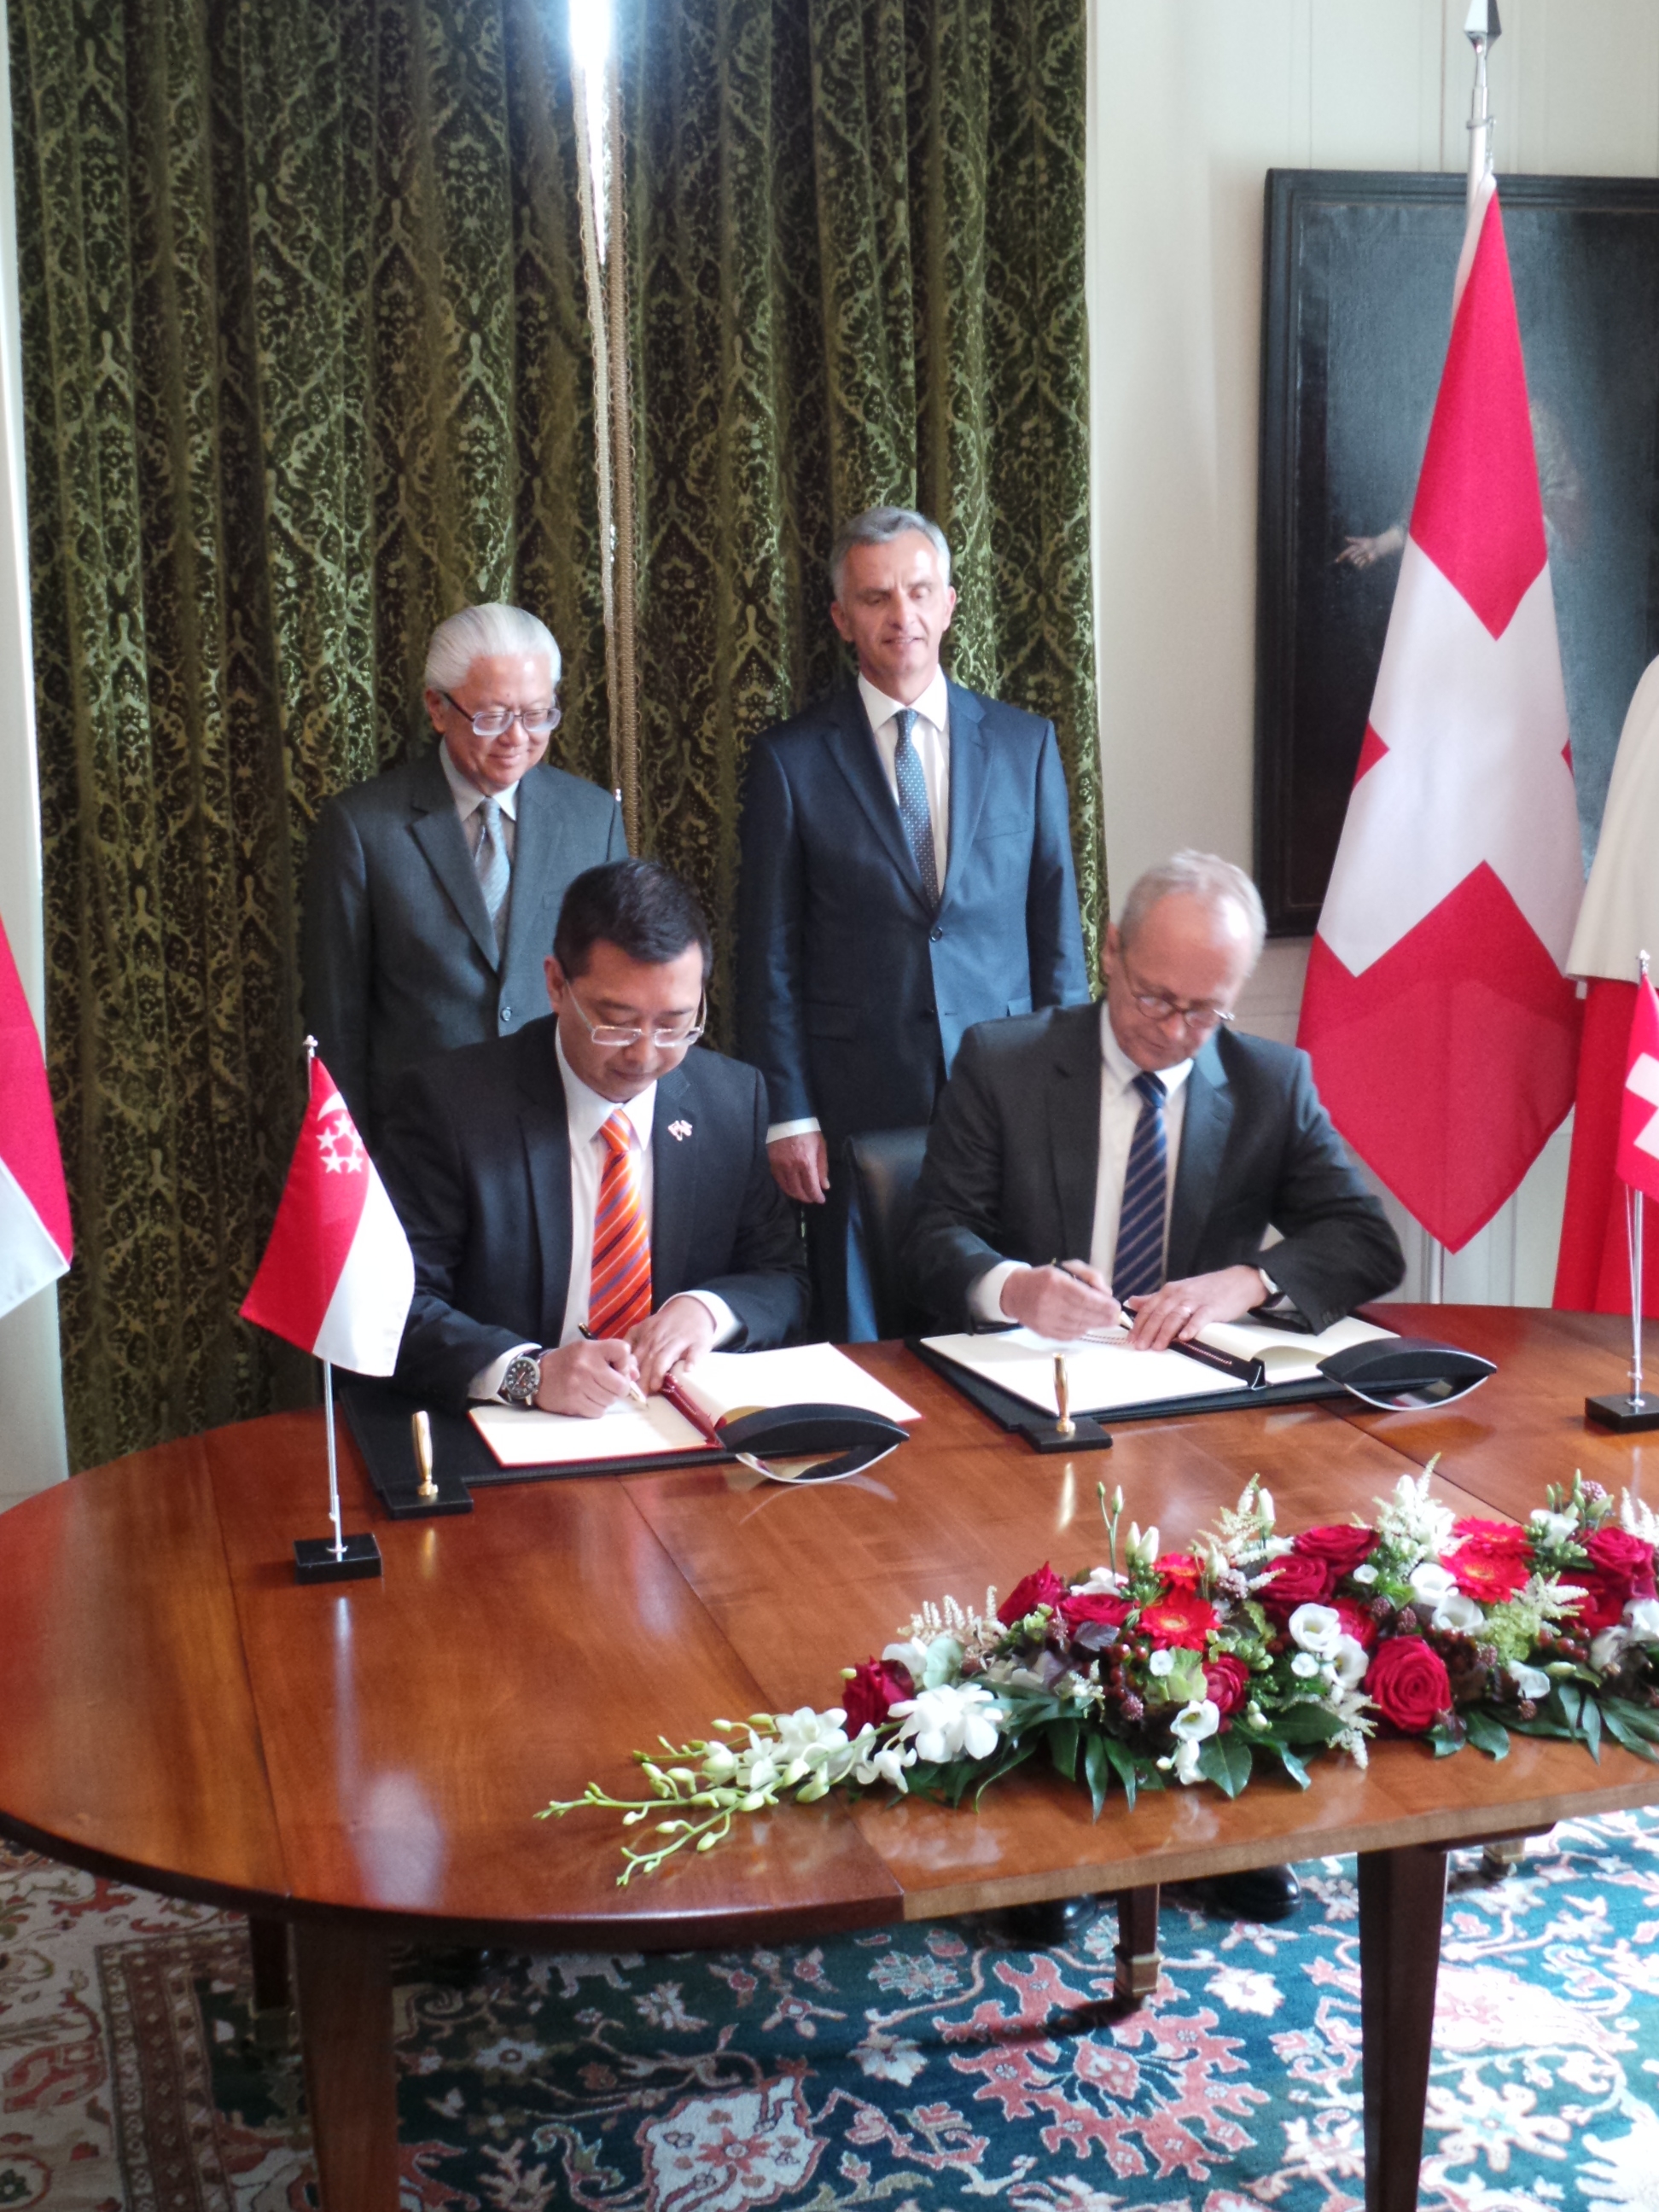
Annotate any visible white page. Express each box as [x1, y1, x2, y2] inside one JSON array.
[[470, 1394, 707, 1469], [1200, 1313, 1395, 1382], [677, 1342, 919, 1425], [921, 1329, 1245, 1417]]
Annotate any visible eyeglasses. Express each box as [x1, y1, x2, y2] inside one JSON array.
[[563, 980, 707, 1051], [441, 694, 562, 739], [1118, 957, 1236, 1033]]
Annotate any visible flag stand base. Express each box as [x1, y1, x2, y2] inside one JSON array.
[[1017, 1417, 1114, 1455], [1585, 1392, 1659, 1435], [293, 1532, 383, 1583]]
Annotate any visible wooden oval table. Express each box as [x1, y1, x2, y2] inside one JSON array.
[[1, 1306, 1656, 2210]]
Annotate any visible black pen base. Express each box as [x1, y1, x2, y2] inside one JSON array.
[[1585, 1392, 1659, 1434], [1019, 1416, 1113, 1455], [294, 1533, 384, 1583]]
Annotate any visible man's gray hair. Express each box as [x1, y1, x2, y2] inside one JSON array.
[[830, 506, 952, 599], [1118, 850, 1267, 964], [424, 602, 562, 695]]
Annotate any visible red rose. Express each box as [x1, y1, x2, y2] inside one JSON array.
[[1333, 1598, 1379, 1651], [1443, 1543, 1530, 1604], [1292, 1524, 1377, 1577], [1154, 1551, 1203, 1588], [1560, 1567, 1631, 1634], [1450, 1516, 1531, 1556], [1204, 1654, 1250, 1718], [998, 1564, 1068, 1625], [1366, 1636, 1452, 1733], [1138, 1592, 1219, 1650], [1259, 1551, 1336, 1622], [1585, 1525, 1658, 1599], [1059, 1588, 1135, 1633], [841, 1657, 912, 1735]]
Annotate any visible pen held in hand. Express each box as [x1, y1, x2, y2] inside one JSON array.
[[577, 1324, 649, 1406]]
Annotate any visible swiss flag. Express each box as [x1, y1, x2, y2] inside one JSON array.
[[1297, 175, 1584, 1252], [1616, 975, 1659, 1206], [0, 914, 72, 1320], [242, 1055, 414, 1375]]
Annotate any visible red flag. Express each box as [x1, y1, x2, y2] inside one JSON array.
[[1297, 176, 1584, 1252], [242, 1057, 414, 1375], [0, 914, 71, 1319], [1616, 975, 1659, 1206]]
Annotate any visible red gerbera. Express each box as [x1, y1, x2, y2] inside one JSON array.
[[1442, 1543, 1529, 1604], [1153, 1552, 1204, 1589], [1138, 1592, 1219, 1650]]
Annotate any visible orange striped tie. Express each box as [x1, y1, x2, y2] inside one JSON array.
[[588, 1109, 653, 1338]]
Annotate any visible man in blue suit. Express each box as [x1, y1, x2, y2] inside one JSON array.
[[736, 506, 1090, 1335]]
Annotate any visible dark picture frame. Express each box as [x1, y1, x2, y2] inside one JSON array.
[[1255, 169, 1659, 936]]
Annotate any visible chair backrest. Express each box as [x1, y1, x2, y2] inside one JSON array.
[[843, 1126, 931, 1342]]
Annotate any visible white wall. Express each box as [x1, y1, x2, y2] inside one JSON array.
[[1086, 0, 1659, 1305], [0, 0, 67, 1503]]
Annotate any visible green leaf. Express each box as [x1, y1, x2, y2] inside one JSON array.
[[1555, 1680, 1584, 1730], [1083, 1732, 1111, 1818], [1100, 1733, 1140, 1810], [1274, 1743, 1311, 1790], [1275, 1703, 1348, 1745], [1462, 1708, 1511, 1761], [1581, 1696, 1603, 1762], [973, 1741, 1038, 1807], [1427, 1719, 1465, 1759], [1602, 1697, 1659, 1740], [1601, 1708, 1659, 1761], [1048, 1720, 1080, 1782], [1196, 1731, 1254, 1799]]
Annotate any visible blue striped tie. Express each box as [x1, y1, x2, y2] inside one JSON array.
[[892, 708, 940, 911], [1113, 1071, 1168, 1301]]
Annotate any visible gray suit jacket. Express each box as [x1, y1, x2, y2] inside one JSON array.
[[301, 748, 626, 1142], [904, 1004, 1404, 1334]]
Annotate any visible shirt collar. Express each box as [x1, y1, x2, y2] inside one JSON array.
[[439, 740, 520, 820], [859, 667, 950, 739], [1098, 999, 1194, 1103], [556, 1027, 656, 1150]]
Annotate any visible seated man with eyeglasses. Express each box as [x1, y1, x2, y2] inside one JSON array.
[[904, 849, 1403, 1349], [380, 859, 809, 1416], [302, 602, 626, 1145]]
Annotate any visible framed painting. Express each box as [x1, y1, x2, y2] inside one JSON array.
[[1255, 169, 1659, 936]]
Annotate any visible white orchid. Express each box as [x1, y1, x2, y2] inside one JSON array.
[[1332, 1635, 1371, 1689], [1430, 1590, 1487, 1636], [892, 1683, 1004, 1764], [853, 1741, 918, 1791], [1288, 1603, 1344, 1658], [1162, 1698, 1221, 1785]]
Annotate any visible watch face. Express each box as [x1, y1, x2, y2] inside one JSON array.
[[503, 1354, 541, 1406]]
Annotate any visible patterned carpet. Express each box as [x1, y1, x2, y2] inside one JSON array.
[[1, 1813, 1656, 2210]]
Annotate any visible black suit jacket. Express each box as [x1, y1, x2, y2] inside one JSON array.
[[379, 1019, 811, 1408], [302, 748, 627, 1143], [736, 681, 1089, 1144], [903, 1004, 1404, 1334]]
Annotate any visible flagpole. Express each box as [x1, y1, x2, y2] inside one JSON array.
[[1464, 3, 1499, 210], [1632, 948, 1652, 1409], [1586, 946, 1659, 1432], [322, 1359, 344, 1558]]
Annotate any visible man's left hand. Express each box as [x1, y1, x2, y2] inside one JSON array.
[[1123, 1266, 1269, 1351], [628, 1295, 718, 1394]]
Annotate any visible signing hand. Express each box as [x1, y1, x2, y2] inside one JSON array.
[[1123, 1266, 1270, 1350], [534, 1337, 640, 1417], [628, 1294, 718, 1394], [998, 1260, 1121, 1340], [768, 1132, 830, 1205]]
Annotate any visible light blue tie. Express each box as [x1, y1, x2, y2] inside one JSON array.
[[1113, 1071, 1168, 1301], [475, 797, 510, 955], [892, 707, 940, 911]]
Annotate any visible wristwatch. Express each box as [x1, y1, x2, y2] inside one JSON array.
[[498, 1351, 544, 1408]]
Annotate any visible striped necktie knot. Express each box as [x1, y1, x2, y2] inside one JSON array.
[[1112, 1070, 1169, 1302], [589, 1109, 653, 1338]]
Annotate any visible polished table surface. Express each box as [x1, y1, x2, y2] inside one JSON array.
[[2, 1305, 1656, 2208]]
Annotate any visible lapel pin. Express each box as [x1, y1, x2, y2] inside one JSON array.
[[668, 1119, 693, 1142]]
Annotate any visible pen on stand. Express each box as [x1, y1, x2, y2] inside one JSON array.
[[577, 1324, 650, 1406]]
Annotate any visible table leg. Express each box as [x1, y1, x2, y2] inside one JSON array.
[[293, 1921, 398, 2210], [1359, 1843, 1447, 2212], [1113, 1884, 1161, 2002], [248, 1914, 292, 2012]]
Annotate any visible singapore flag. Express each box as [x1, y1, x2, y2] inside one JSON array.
[[1297, 172, 1584, 1252], [241, 1053, 413, 1375]]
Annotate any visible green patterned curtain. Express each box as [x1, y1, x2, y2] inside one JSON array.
[[9, 0, 606, 1469], [620, 0, 1102, 1027]]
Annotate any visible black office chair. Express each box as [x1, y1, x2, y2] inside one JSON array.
[[842, 1126, 931, 1342]]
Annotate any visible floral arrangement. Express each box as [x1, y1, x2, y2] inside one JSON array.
[[540, 1470, 1659, 1884]]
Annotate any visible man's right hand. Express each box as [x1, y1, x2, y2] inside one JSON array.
[[533, 1338, 640, 1417], [998, 1260, 1121, 1340], [768, 1131, 831, 1206]]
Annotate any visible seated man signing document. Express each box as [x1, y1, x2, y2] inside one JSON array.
[[904, 850, 1404, 1345], [381, 859, 810, 1412]]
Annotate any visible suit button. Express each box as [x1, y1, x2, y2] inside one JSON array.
[[500, 1005, 513, 1023], [929, 927, 943, 942]]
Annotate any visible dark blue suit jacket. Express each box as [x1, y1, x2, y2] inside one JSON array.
[[736, 681, 1090, 1146]]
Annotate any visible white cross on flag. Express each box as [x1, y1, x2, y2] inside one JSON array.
[[1617, 974, 1659, 1208], [1297, 172, 1585, 1252], [0, 914, 72, 1321], [241, 1055, 413, 1374]]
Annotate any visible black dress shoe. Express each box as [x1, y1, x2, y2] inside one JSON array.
[[995, 1893, 1103, 1947], [1194, 1864, 1301, 1924]]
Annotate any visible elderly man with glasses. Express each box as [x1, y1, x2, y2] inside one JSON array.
[[302, 602, 626, 1144], [379, 859, 809, 1416], [904, 849, 1403, 1349]]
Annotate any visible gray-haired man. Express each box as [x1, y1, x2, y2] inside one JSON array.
[[303, 602, 626, 1143]]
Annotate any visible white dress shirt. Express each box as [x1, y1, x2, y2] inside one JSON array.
[[969, 1004, 1194, 1324], [439, 742, 520, 860], [767, 667, 952, 1145], [470, 1031, 736, 1399]]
